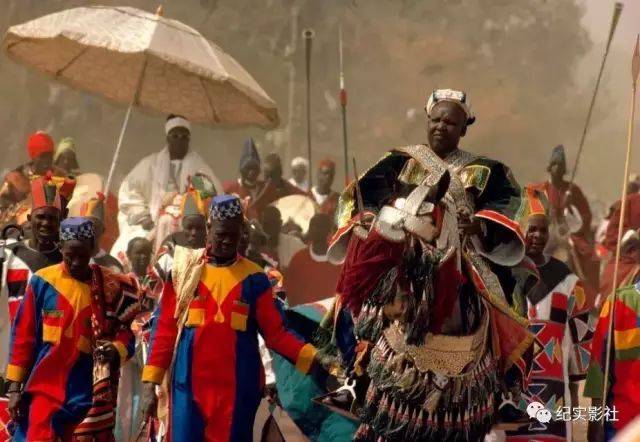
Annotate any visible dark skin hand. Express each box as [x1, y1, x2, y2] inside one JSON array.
[[95, 340, 120, 366], [141, 381, 158, 420], [7, 381, 25, 422], [27, 206, 61, 251]]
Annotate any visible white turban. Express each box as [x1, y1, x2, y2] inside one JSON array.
[[291, 156, 309, 169], [165, 116, 191, 134], [425, 89, 475, 125]]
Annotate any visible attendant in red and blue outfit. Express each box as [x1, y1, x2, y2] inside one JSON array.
[[5, 217, 138, 441], [141, 195, 320, 442]]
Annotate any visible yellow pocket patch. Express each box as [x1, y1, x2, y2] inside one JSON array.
[[43, 324, 62, 344], [42, 309, 63, 344], [230, 312, 248, 332], [185, 308, 205, 327]]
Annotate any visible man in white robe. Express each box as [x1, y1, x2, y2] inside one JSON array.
[[111, 115, 221, 259]]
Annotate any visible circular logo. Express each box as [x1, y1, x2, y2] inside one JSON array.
[[526, 401, 545, 419], [536, 408, 553, 423]]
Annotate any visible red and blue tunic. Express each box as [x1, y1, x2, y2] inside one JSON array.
[[5, 264, 135, 442], [142, 257, 317, 442]]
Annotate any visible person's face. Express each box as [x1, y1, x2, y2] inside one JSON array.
[[128, 240, 152, 275], [526, 216, 550, 258], [28, 206, 60, 244], [167, 127, 190, 160], [263, 158, 282, 181], [292, 166, 306, 183], [317, 166, 335, 192], [208, 217, 242, 261], [32, 152, 53, 175], [427, 101, 467, 157], [240, 161, 260, 185], [548, 159, 566, 180], [182, 215, 207, 249], [62, 239, 94, 280], [55, 150, 79, 173]]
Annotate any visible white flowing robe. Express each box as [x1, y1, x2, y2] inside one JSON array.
[[111, 147, 220, 259]]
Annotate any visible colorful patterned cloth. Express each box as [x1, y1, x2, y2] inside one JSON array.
[[0, 241, 62, 373], [6, 264, 137, 441], [584, 282, 640, 436], [142, 257, 317, 442], [506, 257, 593, 441]]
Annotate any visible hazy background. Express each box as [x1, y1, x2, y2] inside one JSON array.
[[1, 0, 638, 214]]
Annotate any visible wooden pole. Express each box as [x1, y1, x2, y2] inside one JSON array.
[[303, 29, 315, 186], [601, 35, 640, 422]]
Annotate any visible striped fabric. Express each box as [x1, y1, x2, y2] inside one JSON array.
[[584, 282, 640, 435], [72, 373, 116, 438]]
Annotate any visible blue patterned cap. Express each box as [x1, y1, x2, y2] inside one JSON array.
[[209, 194, 243, 220], [60, 217, 95, 242]]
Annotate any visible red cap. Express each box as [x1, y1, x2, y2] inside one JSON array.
[[319, 158, 336, 170], [27, 131, 55, 160]]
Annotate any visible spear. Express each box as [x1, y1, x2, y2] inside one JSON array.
[[339, 26, 349, 186], [601, 35, 640, 422], [567, 2, 622, 192]]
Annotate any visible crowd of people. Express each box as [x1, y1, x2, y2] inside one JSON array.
[[0, 91, 639, 442]]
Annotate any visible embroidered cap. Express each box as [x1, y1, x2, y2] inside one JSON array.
[[425, 89, 475, 125], [60, 217, 96, 242], [209, 194, 243, 220]]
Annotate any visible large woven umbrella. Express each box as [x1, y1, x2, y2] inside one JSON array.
[[2, 5, 279, 191]]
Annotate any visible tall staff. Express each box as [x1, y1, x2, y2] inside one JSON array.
[[339, 26, 349, 185], [567, 2, 622, 192], [601, 35, 640, 421], [303, 28, 315, 185]]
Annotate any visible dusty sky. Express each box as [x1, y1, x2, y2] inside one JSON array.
[[572, 0, 640, 206]]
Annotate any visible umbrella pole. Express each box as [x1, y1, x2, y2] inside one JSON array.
[[104, 102, 134, 194], [104, 55, 147, 195], [303, 29, 314, 186]]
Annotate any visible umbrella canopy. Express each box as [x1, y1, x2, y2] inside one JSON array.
[[2, 6, 279, 128]]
